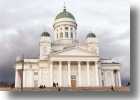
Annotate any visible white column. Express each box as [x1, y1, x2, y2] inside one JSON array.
[[23, 70, 26, 87], [95, 61, 99, 86], [68, 61, 71, 87], [117, 71, 121, 87], [50, 61, 53, 87], [15, 69, 21, 88], [98, 68, 102, 86], [87, 61, 90, 86], [78, 61, 81, 87], [59, 61, 62, 86], [111, 71, 115, 86]]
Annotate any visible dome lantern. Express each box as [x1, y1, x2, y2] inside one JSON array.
[[55, 6, 75, 20], [41, 32, 50, 37], [87, 33, 96, 38]]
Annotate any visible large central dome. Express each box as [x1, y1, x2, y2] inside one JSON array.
[[55, 7, 75, 20]]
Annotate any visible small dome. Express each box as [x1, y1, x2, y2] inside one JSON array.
[[87, 33, 96, 38], [41, 32, 50, 37], [55, 7, 75, 20]]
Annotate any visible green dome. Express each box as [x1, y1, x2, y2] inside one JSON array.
[[55, 7, 75, 20], [87, 33, 96, 38], [41, 32, 50, 37]]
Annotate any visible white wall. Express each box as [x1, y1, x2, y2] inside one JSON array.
[[15, 70, 21, 88], [23, 70, 34, 88]]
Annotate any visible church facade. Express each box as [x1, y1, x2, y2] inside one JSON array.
[[15, 7, 121, 88]]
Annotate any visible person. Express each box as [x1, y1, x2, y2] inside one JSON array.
[[58, 87, 61, 92], [53, 82, 57, 88], [53, 82, 55, 87], [111, 86, 115, 91], [43, 85, 46, 88], [56, 82, 58, 87], [39, 85, 43, 89]]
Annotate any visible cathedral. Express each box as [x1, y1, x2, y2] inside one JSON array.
[[15, 7, 121, 88]]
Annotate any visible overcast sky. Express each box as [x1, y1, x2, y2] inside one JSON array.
[[0, 0, 130, 82]]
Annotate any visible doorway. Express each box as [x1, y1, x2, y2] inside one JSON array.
[[71, 75, 76, 88]]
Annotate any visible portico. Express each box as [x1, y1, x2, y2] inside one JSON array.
[[49, 59, 99, 87]]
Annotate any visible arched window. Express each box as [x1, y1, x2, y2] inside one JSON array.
[[71, 32, 73, 38], [101, 72, 104, 75], [57, 33, 58, 38], [102, 80, 104, 86], [60, 32, 63, 38], [65, 32, 68, 38], [34, 72, 38, 75], [65, 27, 68, 30]]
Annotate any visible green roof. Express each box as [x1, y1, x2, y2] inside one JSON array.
[[55, 7, 75, 20], [41, 32, 50, 37], [87, 33, 96, 38]]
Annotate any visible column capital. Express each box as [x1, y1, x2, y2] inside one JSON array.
[[95, 61, 98, 64], [78, 61, 81, 64], [87, 61, 90, 64], [67, 61, 71, 64]]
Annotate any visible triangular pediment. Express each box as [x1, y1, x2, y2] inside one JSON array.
[[51, 47, 95, 57]]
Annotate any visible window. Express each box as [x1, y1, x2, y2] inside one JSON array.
[[113, 70, 117, 74], [57, 33, 58, 38], [102, 80, 104, 86], [101, 72, 104, 75], [71, 32, 73, 38], [60, 32, 63, 38], [71, 27, 73, 30], [71, 75, 76, 80], [65, 27, 68, 30], [65, 32, 68, 38], [34, 72, 38, 75]]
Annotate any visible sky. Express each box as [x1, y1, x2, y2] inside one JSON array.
[[0, 0, 130, 82]]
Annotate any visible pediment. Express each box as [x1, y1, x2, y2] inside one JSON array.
[[51, 47, 95, 57]]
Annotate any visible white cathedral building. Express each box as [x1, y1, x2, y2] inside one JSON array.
[[15, 7, 121, 88]]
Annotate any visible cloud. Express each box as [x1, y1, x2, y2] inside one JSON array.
[[0, 0, 130, 82]]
